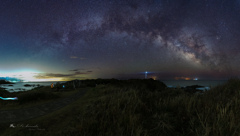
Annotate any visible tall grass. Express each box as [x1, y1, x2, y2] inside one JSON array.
[[63, 79, 240, 136], [2, 79, 240, 136]]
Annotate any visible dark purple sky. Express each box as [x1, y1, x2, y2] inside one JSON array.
[[0, 0, 240, 81]]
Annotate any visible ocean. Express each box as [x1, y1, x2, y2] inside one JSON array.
[[0, 81, 66, 92], [162, 80, 227, 90]]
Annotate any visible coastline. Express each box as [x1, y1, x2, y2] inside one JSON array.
[[0, 80, 227, 93]]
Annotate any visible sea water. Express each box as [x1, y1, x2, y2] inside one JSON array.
[[162, 80, 227, 90], [0, 81, 66, 92]]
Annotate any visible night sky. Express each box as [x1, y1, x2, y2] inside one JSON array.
[[1, 0, 240, 81]]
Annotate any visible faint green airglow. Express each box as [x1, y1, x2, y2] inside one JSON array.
[[0, 69, 63, 81], [0, 69, 40, 81], [0, 68, 92, 81]]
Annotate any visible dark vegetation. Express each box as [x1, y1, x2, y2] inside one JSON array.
[[1, 78, 240, 136]]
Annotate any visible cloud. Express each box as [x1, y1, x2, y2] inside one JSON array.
[[70, 56, 78, 59], [69, 69, 79, 72], [34, 73, 73, 79], [74, 72, 87, 75], [34, 72, 89, 79], [69, 56, 86, 60], [69, 68, 86, 72]]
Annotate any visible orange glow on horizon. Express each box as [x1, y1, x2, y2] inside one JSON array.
[[174, 77, 194, 80], [150, 76, 157, 80]]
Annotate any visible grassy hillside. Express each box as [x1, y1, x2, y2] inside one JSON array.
[[1, 79, 240, 136], [0, 85, 78, 110]]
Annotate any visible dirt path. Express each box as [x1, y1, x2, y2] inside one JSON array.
[[0, 90, 86, 124]]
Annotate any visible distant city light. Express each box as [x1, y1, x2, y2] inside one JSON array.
[[150, 76, 157, 80], [0, 69, 65, 82], [0, 69, 40, 82], [51, 83, 54, 88], [174, 77, 198, 80]]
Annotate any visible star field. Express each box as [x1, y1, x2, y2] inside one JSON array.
[[0, 0, 240, 81]]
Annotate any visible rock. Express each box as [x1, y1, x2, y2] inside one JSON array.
[[184, 85, 205, 94], [185, 85, 205, 89], [0, 80, 14, 84], [0, 87, 6, 90], [24, 84, 32, 87]]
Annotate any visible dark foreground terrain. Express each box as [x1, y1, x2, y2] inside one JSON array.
[[0, 78, 240, 136]]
